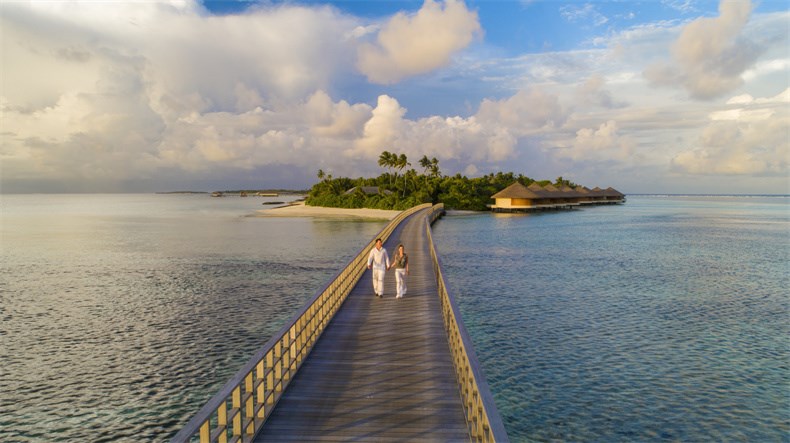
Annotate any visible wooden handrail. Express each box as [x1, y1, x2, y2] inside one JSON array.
[[425, 204, 510, 442], [171, 203, 431, 443]]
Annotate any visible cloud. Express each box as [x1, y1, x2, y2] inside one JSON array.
[[347, 94, 524, 165], [1, 1, 364, 189], [661, 0, 698, 14], [3, 1, 360, 111], [357, 0, 481, 84], [349, 95, 407, 158], [476, 89, 568, 136], [1, 0, 787, 194], [670, 88, 789, 175], [305, 91, 372, 137], [559, 3, 609, 27], [645, 0, 762, 99], [575, 75, 627, 108], [555, 120, 636, 162]]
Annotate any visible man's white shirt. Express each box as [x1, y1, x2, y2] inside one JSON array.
[[367, 247, 390, 270]]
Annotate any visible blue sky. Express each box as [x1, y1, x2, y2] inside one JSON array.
[[202, 1, 786, 54], [2, 0, 788, 193]]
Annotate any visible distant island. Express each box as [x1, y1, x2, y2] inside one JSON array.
[[220, 189, 309, 194], [157, 189, 308, 196], [306, 151, 622, 211]]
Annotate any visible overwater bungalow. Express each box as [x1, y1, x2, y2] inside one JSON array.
[[490, 182, 545, 211], [574, 186, 594, 204], [490, 182, 625, 212], [603, 187, 626, 202]]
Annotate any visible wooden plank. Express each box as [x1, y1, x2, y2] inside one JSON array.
[[254, 209, 468, 442]]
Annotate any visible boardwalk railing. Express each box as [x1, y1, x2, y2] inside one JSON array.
[[171, 203, 432, 443], [426, 204, 510, 442]]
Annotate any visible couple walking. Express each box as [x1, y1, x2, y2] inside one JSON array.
[[366, 238, 409, 299]]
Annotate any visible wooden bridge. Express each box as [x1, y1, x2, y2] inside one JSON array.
[[172, 204, 509, 442]]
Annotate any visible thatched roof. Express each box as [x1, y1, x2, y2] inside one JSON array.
[[493, 181, 621, 201], [527, 182, 552, 198], [491, 182, 543, 199], [589, 187, 607, 197], [543, 183, 579, 198], [560, 185, 582, 198], [543, 184, 560, 192], [603, 187, 624, 197]]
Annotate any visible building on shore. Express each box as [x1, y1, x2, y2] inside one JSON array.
[[490, 182, 625, 212]]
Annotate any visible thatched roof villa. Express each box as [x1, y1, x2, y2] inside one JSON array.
[[490, 182, 625, 212]]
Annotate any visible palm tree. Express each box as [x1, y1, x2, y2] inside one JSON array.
[[419, 155, 431, 173], [419, 155, 431, 187], [325, 174, 335, 193], [396, 154, 410, 197], [378, 151, 395, 186], [429, 157, 440, 178], [396, 153, 409, 175], [317, 169, 325, 182]]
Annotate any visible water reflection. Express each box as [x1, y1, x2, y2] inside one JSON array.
[[1, 194, 387, 442], [433, 196, 789, 442]]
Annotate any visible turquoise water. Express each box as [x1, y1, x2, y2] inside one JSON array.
[[432, 196, 790, 442], [2, 194, 788, 441]]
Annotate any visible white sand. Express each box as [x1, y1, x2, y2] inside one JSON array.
[[255, 201, 401, 220]]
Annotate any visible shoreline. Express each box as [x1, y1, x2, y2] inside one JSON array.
[[254, 201, 401, 220]]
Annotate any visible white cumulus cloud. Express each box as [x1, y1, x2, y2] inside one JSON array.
[[671, 88, 789, 176], [357, 0, 481, 84], [557, 120, 636, 162], [476, 89, 568, 136], [645, 0, 761, 99]]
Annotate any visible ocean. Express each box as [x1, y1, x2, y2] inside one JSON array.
[[1, 194, 389, 442], [1, 194, 788, 442], [432, 195, 790, 442]]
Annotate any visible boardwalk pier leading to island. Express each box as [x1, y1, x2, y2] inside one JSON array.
[[172, 204, 509, 442]]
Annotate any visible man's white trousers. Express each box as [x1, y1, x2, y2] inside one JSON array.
[[372, 268, 385, 296]]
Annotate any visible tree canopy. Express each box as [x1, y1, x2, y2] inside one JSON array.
[[306, 152, 578, 211]]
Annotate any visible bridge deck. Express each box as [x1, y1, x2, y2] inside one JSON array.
[[254, 209, 468, 442]]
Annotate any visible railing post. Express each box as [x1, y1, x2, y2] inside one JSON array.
[[274, 342, 282, 392], [231, 386, 241, 438], [256, 360, 265, 419], [217, 402, 228, 443], [265, 349, 275, 407], [244, 372, 254, 435], [199, 421, 210, 443], [289, 325, 297, 374]]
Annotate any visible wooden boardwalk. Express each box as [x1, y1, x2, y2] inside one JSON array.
[[254, 208, 469, 442]]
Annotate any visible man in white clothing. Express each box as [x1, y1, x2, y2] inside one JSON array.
[[366, 238, 390, 297]]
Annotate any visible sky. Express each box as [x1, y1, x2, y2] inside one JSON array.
[[1, 0, 788, 194]]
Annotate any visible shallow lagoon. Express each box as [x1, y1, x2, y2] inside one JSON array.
[[433, 195, 789, 441], [2, 194, 787, 441]]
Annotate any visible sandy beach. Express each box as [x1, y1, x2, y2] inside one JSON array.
[[255, 201, 401, 220]]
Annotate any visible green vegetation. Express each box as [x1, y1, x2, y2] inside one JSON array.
[[306, 151, 578, 211], [222, 189, 309, 194]]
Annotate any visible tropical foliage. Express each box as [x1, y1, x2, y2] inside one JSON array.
[[306, 151, 577, 211]]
